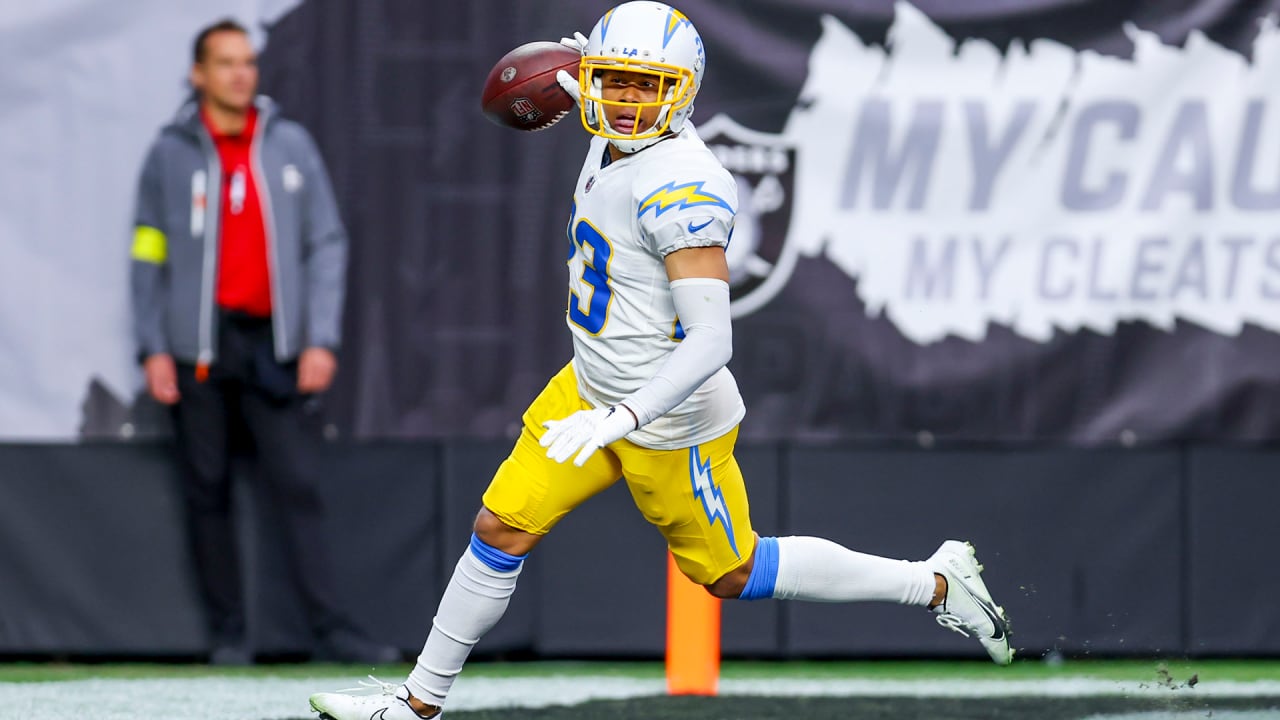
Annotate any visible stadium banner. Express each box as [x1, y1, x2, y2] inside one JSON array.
[[4, 0, 1280, 443]]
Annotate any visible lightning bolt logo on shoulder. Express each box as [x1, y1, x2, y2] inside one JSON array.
[[637, 181, 733, 219]]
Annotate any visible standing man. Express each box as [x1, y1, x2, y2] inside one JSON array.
[[130, 18, 397, 666], [312, 2, 1011, 716]]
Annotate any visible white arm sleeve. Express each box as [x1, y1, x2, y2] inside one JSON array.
[[621, 278, 732, 428]]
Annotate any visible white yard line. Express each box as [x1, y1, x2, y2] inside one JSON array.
[[0, 676, 1277, 720]]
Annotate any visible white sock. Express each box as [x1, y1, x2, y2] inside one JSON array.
[[404, 546, 522, 706], [771, 536, 935, 606]]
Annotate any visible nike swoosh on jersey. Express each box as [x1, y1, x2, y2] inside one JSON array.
[[687, 219, 713, 233]]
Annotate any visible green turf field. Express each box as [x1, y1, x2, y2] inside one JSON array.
[[2, 659, 1278, 719]]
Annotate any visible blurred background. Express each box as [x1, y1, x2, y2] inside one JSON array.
[[1, 0, 1278, 663]]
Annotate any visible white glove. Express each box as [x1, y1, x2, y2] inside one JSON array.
[[559, 31, 589, 53], [540, 405, 637, 466], [555, 69, 581, 105], [556, 32, 587, 105]]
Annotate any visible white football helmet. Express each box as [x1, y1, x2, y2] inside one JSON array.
[[577, 1, 705, 153]]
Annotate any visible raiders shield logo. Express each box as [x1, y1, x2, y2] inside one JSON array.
[[698, 114, 798, 318], [510, 97, 542, 124]]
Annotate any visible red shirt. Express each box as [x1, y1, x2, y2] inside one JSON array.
[[203, 107, 272, 317]]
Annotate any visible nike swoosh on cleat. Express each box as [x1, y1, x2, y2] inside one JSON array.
[[958, 583, 1006, 641], [687, 219, 713, 233]]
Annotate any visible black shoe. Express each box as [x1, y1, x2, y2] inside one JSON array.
[[209, 641, 253, 666], [313, 629, 402, 665]]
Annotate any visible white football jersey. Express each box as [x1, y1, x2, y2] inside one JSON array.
[[565, 124, 745, 450]]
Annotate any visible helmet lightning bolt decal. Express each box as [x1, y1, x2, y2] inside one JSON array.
[[600, 8, 615, 41], [690, 446, 739, 557], [663, 8, 691, 48]]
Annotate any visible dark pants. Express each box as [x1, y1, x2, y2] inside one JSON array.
[[171, 312, 342, 647]]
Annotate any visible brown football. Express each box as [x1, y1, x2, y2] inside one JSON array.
[[480, 41, 580, 131]]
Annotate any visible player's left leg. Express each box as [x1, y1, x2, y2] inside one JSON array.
[[614, 426, 936, 601], [616, 426, 1012, 665]]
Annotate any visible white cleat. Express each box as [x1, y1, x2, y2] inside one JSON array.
[[928, 540, 1014, 665], [309, 676, 440, 720]]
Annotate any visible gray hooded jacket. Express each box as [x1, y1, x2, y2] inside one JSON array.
[[130, 96, 347, 366]]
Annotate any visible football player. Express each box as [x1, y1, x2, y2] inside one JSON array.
[[311, 2, 1012, 718]]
